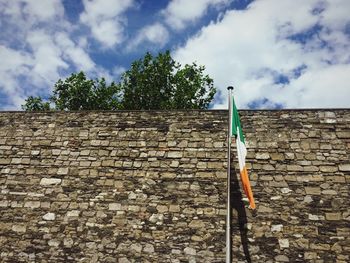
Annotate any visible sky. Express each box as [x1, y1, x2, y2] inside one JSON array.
[[0, 0, 349, 110]]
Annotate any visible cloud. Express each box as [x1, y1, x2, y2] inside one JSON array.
[[173, 0, 350, 108], [0, 0, 112, 110], [0, 0, 64, 22], [0, 0, 69, 109], [26, 30, 69, 87], [127, 22, 169, 51], [80, 0, 135, 47], [54, 32, 95, 72], [162, 0, 232, 30]]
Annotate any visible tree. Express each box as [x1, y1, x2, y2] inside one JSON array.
[[22, 96, 50, 111], [119, 51, 216, 110], [22, 51, 216, 111], [50, 72, 121, 111]]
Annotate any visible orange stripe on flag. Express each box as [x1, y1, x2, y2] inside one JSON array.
[[240, 166, 256, 209]]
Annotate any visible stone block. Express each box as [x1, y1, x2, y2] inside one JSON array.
[[128, 205, 140, 212], [305, 187, 321, 195], [57, 167, 68, 175], [24, 201, 40, 209], [287, 165, 303, 171], [12, 225, 26, 233], [143, 244, 154, 253], [270, 152, 284, 160], [339, 164, 350, 171], [66, 210, 80, 217], [320, 166, 338, 172], [156, 205, 168, 213], [184, 247, 196, 256], [40, 178, 61, 186], [102, 160, 114, 167], [325, 212, 341, 221], [271, 224, 283, 232], [0, 158, 11, 164], [208, 162, 223, 169], [48, 239, 60, 247], [256, 152, 270, 159], [0, 200, 9, 207], [109, 203, 122, 211], [304, 252, 317, 260], [189, 220, 205, 228], [130, 243, 142, 253], [310, 243, 330, 250], [262, 164, 275, 171], [321, 189, 337, 195], [43, 212, 56, 221], [279, 239, 289, 248], [275, 255, 289, 262], [167, 151, 183, 158], [258, 205, 273, 213], [336, 131, 350, 138], [170, 160, 179, 167]]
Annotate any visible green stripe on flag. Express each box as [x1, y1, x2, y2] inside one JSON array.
[[231, 96, 245, 144]]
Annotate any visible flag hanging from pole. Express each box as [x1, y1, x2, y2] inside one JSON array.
[[230, 95, 256, 209]]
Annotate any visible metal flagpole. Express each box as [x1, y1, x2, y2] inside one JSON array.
[[226, 86, 234, 263]]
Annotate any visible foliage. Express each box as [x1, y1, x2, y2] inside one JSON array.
[[120, 51, 216, 110], [21, 96, 50, 111], [22, 51, 216, 111], [50, 72, 121, 111]]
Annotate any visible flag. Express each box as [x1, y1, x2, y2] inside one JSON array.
[[231, 95, 256, 209]]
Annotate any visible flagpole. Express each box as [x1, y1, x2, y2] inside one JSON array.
[[226, 86, 233, 263]]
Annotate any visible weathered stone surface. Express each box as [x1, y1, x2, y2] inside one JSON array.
[[143, 244, 154, 253], [256, 152, 270, 159], [271, 224, 283, 232], [43, 212, 55, 221], [339, 164, 350, 171], [305, 187, 321, 195], [0, 110, 348, 263], [109, 203, 122, 211], [275, 255, 289, 262], [167, 151, 183, 158], [57, 167, 68, 175], [12, 225, 26, 233], [40, 178, 61, 185], [66, 210, 80, 217], [279, 238, 290, 248], [184, 247, 196, 256], [189, 220, 205, 228], [325, 212, 342, 221], [24, 201, 40, 209]]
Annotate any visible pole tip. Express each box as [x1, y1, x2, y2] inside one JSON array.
[[227, 86, 234, 90]]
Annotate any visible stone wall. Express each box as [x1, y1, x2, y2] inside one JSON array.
[[0, 110, 349, 263]]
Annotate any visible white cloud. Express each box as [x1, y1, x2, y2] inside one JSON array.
[[127, 22, 169, 51], [80, 0, 135, 47], [21, 0, 65, 22], [162, 0, 232, 30], [26, 30, 69, 87], [0, 0, 64, 22], [0, 0, 115, 109], [0, 0, 68, 109], [55, 32, 95, 72], [173, 0, 350, 108]]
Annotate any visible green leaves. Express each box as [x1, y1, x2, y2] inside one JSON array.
[[50, 72, 121, 111], [21, 96, 50, 111], [22, 51, 216, 111], [120, 50, 216, 110]]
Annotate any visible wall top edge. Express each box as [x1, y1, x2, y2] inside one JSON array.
[[0, 108, 349, 114]]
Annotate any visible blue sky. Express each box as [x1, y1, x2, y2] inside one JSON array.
[[0, 0, 349, 110]]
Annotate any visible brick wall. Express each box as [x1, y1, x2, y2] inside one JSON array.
[[0, 110, 349, 262]]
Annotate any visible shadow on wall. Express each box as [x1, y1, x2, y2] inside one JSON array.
[[231, 167, 252, 263]]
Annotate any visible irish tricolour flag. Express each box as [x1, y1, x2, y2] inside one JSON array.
[[231, 96, 256, 209]]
